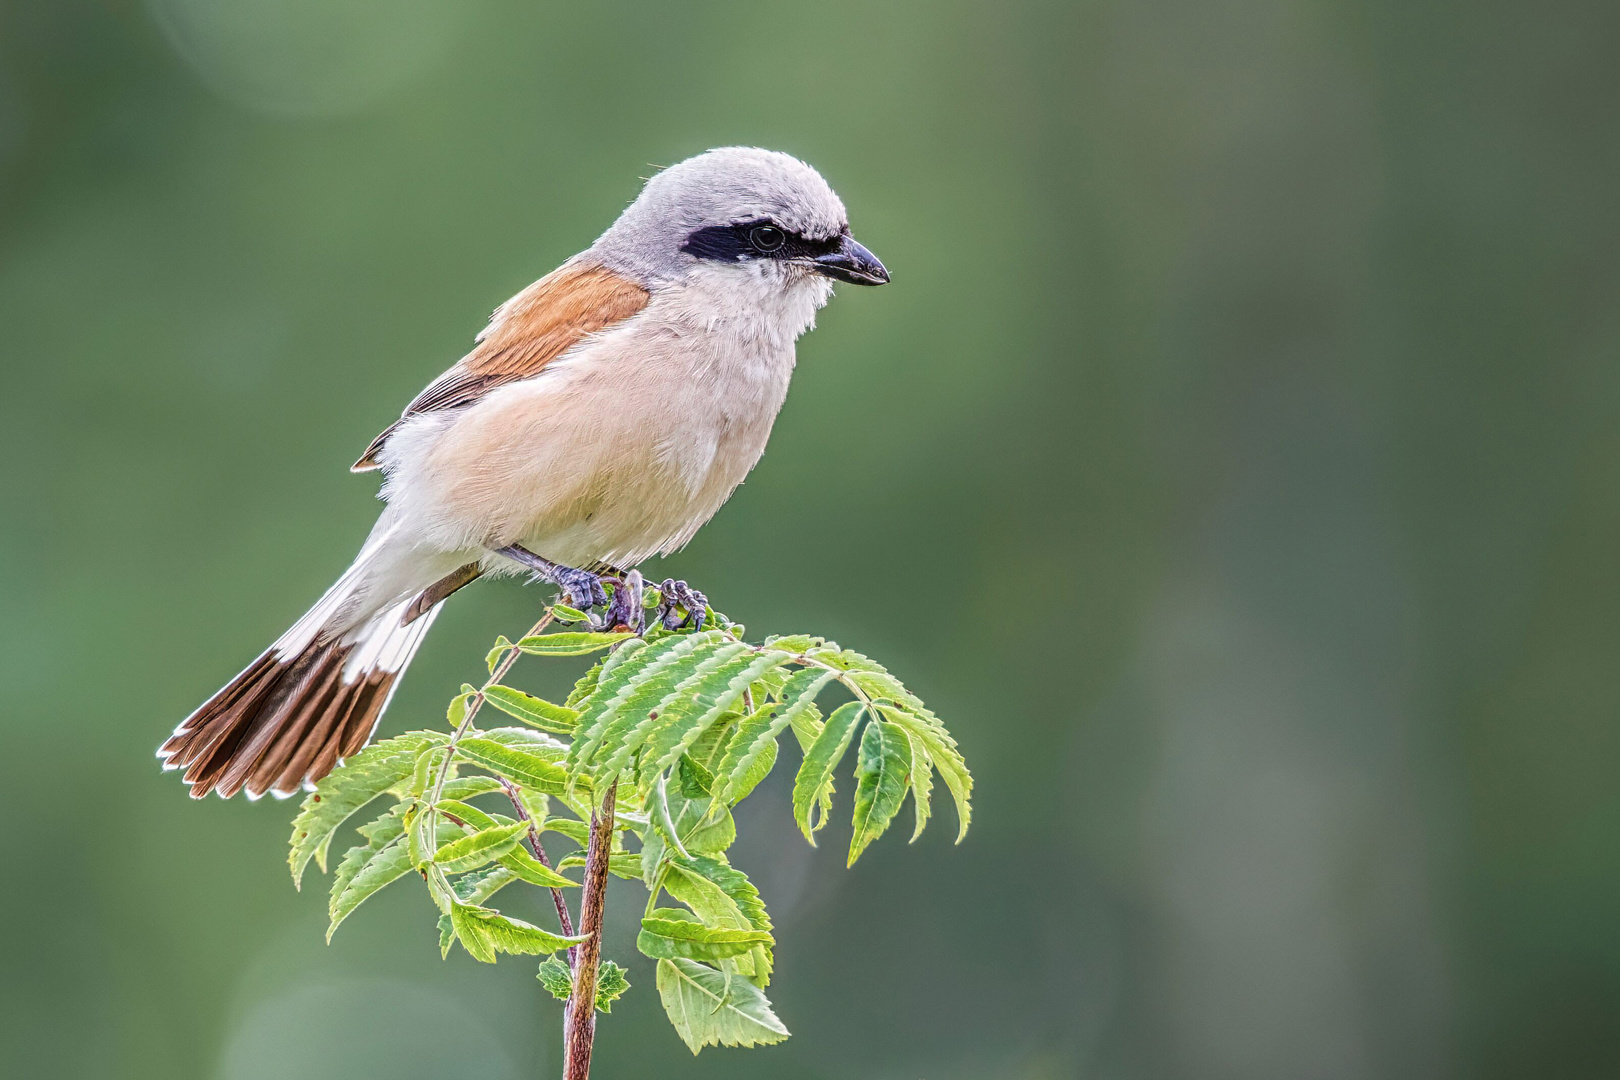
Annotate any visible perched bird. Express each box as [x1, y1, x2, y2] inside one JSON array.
[[159, 147, 888, 800]]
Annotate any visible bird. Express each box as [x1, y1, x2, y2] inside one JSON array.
[[158, 147, 888, 801]]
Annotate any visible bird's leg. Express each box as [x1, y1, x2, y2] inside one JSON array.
[[495, 545, 609, 611], [655, 579, 709, 632], [598, 569, 644, 634]]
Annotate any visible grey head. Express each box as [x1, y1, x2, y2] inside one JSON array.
[[591, 147, 888, 290]]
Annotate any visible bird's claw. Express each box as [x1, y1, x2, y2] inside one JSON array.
[[552, 565, 609, 612], [656, 579, 708, 632], [598, 570, 644, 633]]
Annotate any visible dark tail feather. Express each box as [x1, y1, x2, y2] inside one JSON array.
[[160, 599, 439, 800]]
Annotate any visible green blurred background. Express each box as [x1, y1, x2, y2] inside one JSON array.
[[3, 0, 1619, 1077]]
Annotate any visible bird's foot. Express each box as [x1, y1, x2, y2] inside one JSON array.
[[599, 569, 645, 634], [496, 545, 609, 611], [655, 579, 708, 632]]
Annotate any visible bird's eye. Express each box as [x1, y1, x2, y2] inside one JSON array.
[[749, 225, 786, 253]]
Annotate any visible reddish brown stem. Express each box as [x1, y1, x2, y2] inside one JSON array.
[[498, 778, 577, 958], [562, 781, 617, 1080]]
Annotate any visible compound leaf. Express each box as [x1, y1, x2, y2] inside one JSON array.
[[656, 958, 789, 1054], [848, 720, 912, 866], [289, 732, 444, 886], [638, 908, 772, 961], [790, 702, 864, 844], [483, 685, 580, 734]]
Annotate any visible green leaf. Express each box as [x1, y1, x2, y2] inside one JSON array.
[[438, 913, 455, 958], [483, 685, 580, 734], [905, 732, 934, 842], [632, 648, 791, 790], [714, 669, 835, 805], [537, 956, 574, 1001], [638, 908, 772, 961], [663, 854, 772, 984], [514, 631, 634, 656], [497, 846, 580, 889], [327, 836, 413, 940], [650, 775, 692, 860], [449, 902, 585, 963], [354, 802, 408, 846], [433, 821, 529, 873], [564, 659, 605, 709], [486, 636, 516, 674], [761, 634, 823, 654], [542, 816, 590, 847], [848, 720, 912, 865], [289, 732, 444, 887], [676, 753, 716, 795], [555, 852, 644, 879], [790, 702, 864, 845], [574, 632, 736, 782], [550, 603, 590, 624], [594, 960, 630, 1012], [433, 798, 507, 831], [452, 865, 519, 905], [455, 738, 577, 797], [656, 958, 790, 1054], [871, 698, 972, 842], [439, 776, 505, 801], [566, 632, 726, 777]]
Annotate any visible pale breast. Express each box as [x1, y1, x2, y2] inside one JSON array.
[[388, 268, 822, 569]]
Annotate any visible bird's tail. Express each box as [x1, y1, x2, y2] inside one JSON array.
[[159, 544, 447, 800]]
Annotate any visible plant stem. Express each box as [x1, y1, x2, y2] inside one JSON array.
[[427, 609, 556, 810], [563, 780, 617, 1080], [499, 777, 578, 961]]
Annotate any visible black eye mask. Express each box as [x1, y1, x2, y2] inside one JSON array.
[[681, 219, 844, 264]]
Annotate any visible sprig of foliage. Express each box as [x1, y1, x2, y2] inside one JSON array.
[[287, 587, 971, 1067]]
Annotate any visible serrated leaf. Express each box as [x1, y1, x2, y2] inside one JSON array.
[[762, 634, 823, 654], [483, 685, 580, 734], [433, 821, 528, 873], [354, 802, 408, 846], [714, 669, 835, 806], [638, 909, 772, 961], [663, 854, 772, 984], [433, 798, 507, 831], [542, 816, 590, 847], [650, 775, 692, 860], [676, 753, 716, 795], [439, 776, 504, 801], [573, 633, 734, 782], [848, 720, 912, 866], [594, 960, 630, 1012], [564, 663, 605, 712], [327, 836, 412, 939], [537, 956, 574, 1001], [514, 631, 633, 656], [498, 846, 580, 889], [904, 732, 934, 841], [449, 902, 585, 963], [871, 698, 972, 842], [438, 913, 455, 958], [556, 852, 644, 879], [452, 864, 519, 905], [456, 738, 577, 797], [790, 702, 864, 844], [656, 958, 790, 1054], [631, 649, 791, 790], [566, 633, 724, 777], [289, 732, 444, 887]]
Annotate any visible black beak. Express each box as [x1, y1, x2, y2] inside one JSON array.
[[812, 235, 889, 286]]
